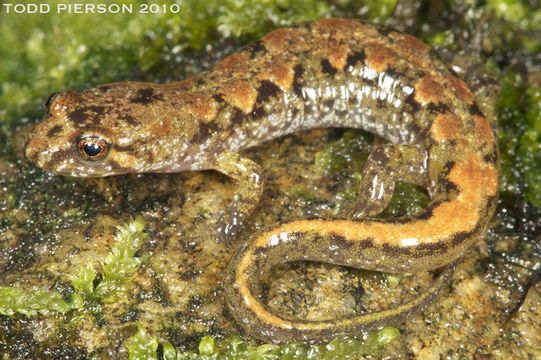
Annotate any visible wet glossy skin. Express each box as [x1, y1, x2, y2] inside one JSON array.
[[25, 19, 500, 343]]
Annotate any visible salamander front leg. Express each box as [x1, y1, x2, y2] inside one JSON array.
[[214, 150, 265, 245], [350, 144, 428, 218]]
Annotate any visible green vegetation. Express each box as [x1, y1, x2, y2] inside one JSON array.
[[0, 286, 82, 317], [314, 130, 372, 177], [379, 183, 429, 218], [358, 0, 398, 21], [70, 216, 146, 303], [126, 328, 400, 360], [498, 72, 541, 208], [127, 327, 159, 360], [486, 0, 541, 52], [215, 0, 330, 37], [0, 217, 145, 318]]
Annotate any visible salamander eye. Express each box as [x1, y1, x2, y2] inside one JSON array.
[[77, 136, 110, 161]]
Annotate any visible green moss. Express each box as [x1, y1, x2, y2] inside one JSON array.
[[359, 0, 398, 21], [216, 0, 331, 38], [314, 130, 372, 177], [428, 30, 456, 49], [0, 286, 82, 317], [198, 335, 215, 356], [147, 328, 399, 359], [485, 0, 541, 53], [498, 70, 541, 208], [486, 0, 540, 27], [384, 273, 402, 287], [70, 216, 147, 303], [70, 260, 97, 300], [163, 341, 179, 360], [379, 182, 430, 218], [127, 327, 158, 360], [314, 130, 428, 216], [0, 217, 146, 320]]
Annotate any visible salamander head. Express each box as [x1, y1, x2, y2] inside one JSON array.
[[25, 83, 201, 177]]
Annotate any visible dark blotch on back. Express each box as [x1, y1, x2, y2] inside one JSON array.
[[436, 161, 457, 186], [346, 50, 366, 68], [427, 102, 450, 114], [323, 99, 335, 110], [88, 105, 106, 114], [320, 58, 338, 76], [443, 160, 456, 172], [231, 108, 245, 126], [195, 113, 221, 143], [447, 230, 474, 249], [440, 178, 459, 194], [246, 40, 266, 58], [212, 93, 225, 103], [382, 243, 413, 257], [483, 148, 499, 164], [251, 105, 267, 119], [469, 103, 485, 117], [382, 239, 449, 258], [375, 25, 394, 37], [131, 88, 163, 105], [385, 67, 416, 84], [292, 64, 304, 98], [404, 92, 421, 114], [256, 80, 281, 103]]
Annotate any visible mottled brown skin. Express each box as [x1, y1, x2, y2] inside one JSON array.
[[25, 19, 500, 343]]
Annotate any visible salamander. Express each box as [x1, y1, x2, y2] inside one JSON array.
[[24, 18, 500, 343]]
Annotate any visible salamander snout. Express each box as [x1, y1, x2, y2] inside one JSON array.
[[24, 132, 39, 163], [24, 120, 74, 174]]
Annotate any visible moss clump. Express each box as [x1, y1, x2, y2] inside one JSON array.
[[198, 335, 215, 356], [314, 130, 372, 177], [0, 286, 82, 317], [486, 0, 541, 52], [70, 216, 147, 303], [378, 182, 430, 218], [0, 217, 146, 321], [136, 328, 399, 360], [216, 0, 331, 37], [127, 327, 158, 360], [498, 71, 541, 208]]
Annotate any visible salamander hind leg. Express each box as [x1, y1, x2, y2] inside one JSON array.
[[350, 144, 428, 218], [213, 150, 265, 245]]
